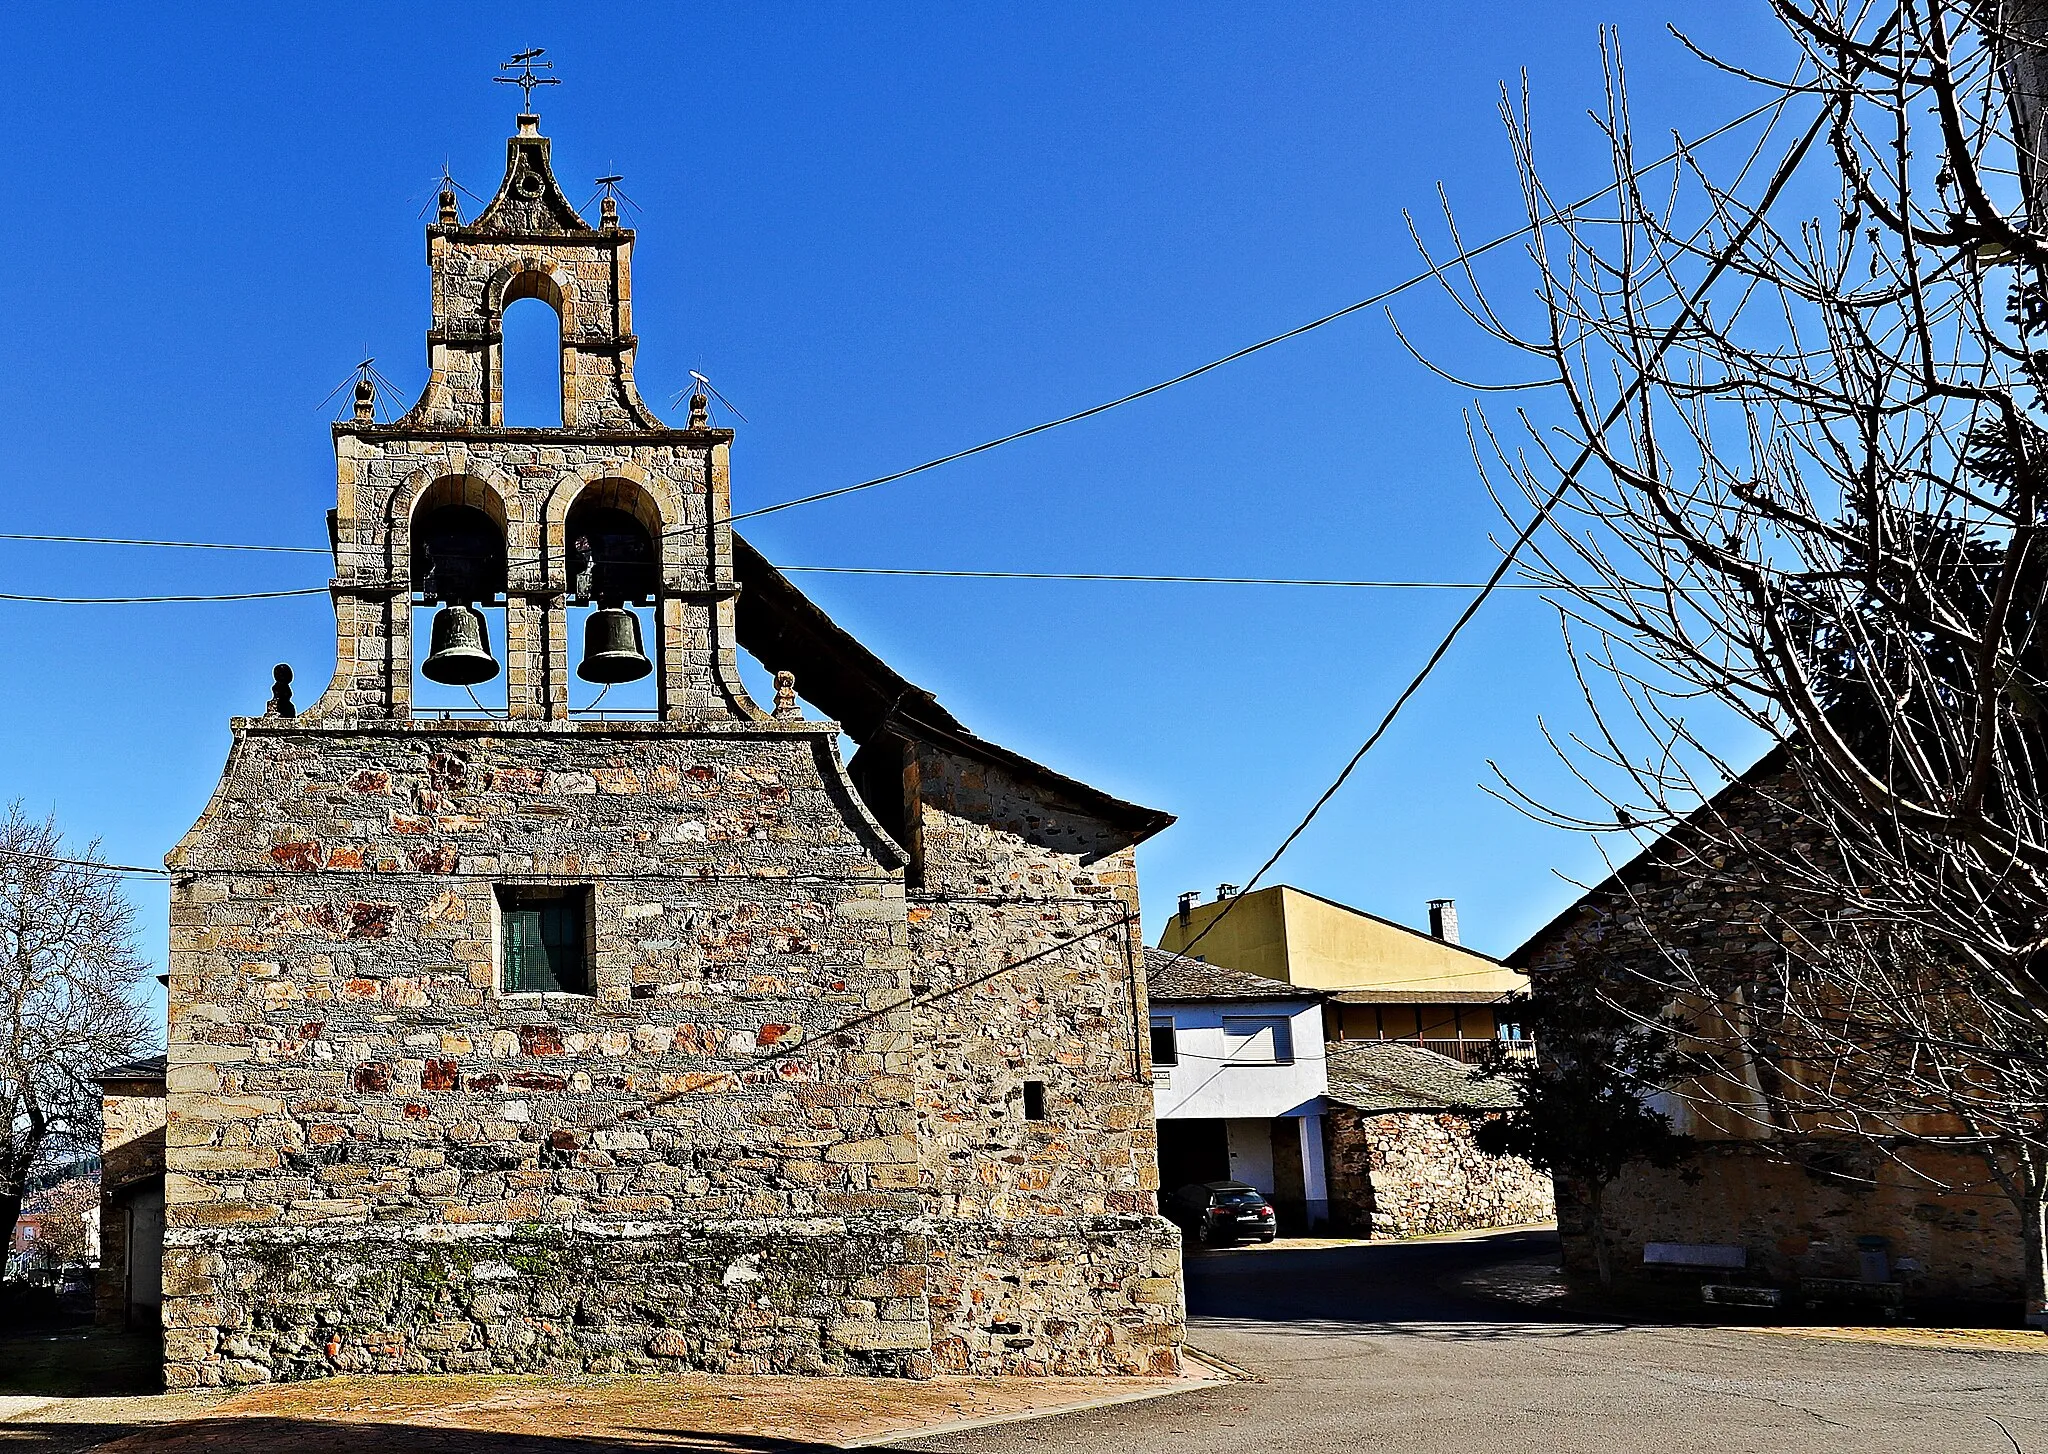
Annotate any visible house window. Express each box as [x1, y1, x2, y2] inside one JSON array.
[[498, 886, 592, 994], [1149, 1021, 1179, 1067], [1022, 1080, 1047, 1121], [1222, 1016, 1293, 1064]]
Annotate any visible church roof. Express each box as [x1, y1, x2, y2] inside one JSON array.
[[732, 535, 1174, 842]]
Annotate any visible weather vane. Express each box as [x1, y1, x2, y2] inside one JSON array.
[[496, 48, 560, 113]]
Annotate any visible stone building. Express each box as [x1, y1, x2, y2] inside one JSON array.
[[95, 1053, 167, 1328], [1508, 752, 2024, 1309], [153, 108, 1183, 1388], [1320, 1041, 1552, 1239]]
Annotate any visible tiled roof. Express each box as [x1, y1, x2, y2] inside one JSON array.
[[1323, 1040, 1520, 1113], [96, 1053, 167, 1083], [1143, 947, 1322, 1002]]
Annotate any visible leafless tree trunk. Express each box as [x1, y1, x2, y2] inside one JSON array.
[[0, 804, 154, 1269], [1418, 3, 2048, 1323]]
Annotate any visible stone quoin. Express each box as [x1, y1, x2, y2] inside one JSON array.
[[156, 104, 1184, 1387]]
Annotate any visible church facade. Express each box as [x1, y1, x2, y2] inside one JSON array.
[[155, 109, 1182, 1387]]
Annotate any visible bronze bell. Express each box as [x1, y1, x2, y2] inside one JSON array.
[[421, 604, 500, 686], [579, 606, 653, 684]]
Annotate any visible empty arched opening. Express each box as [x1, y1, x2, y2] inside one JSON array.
[[500, 285, 564, 427], [411, 486, 510, 715], [565, 486, 660, 715]]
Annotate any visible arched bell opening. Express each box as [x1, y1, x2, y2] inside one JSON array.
[[496, 266, 569, 429], [411, 499, 510, 716], [564, 497, 659, 717]]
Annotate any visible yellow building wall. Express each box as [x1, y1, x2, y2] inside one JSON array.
[[1157, 886, 1526, 997], [1333, 1004, 1503, 1040]]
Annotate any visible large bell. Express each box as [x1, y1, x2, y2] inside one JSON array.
[[579, 606, 653, 684], [421, 604, 500, 686]]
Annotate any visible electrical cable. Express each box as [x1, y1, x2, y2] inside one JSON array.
[[0, 588, 330, 604], [0, 534, 327, 554], [0, 91, 1797, 577], [1158, 91, 1833, 974]]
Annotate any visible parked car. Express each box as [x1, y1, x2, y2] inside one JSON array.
[[1166, 1180, 1278, 1245]]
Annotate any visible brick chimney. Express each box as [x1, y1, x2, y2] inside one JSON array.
[[1427, 898, 1459, 944]]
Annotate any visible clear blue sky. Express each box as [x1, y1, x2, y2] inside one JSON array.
[[0, 4, 1787, 1012]]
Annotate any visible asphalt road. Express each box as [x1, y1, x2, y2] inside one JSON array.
[[904, 1228, 2048, 1454]]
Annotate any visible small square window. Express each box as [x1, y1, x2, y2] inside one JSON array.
[[1148, 1022, 1179, 1067], [497, 885, 592, 995], [1221, 1016, 1293, 1064], [1022, 1080, 1047, 1121]]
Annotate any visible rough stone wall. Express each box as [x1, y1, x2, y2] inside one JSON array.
[[905, 745, 1181, 1374], [1557, 1141, 2022, 1304], [1323, 1109, 1553, 1239], [1517, 759, 2027, 1301], [161, 718, 925, 1387], [96, 1078, 166, 1326]]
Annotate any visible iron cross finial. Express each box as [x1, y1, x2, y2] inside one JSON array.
[[496, 48, 560, 113]]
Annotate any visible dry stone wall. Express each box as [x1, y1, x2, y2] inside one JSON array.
[[162, 717, 926, 1386], [97, 1076, 167, 1326], [161, 719, 1184, 1384], [904, 747, 1182, 1375], [1324, 1109, 1553, 1239]]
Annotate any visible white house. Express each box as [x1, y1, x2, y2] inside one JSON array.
[[1145, 949, 1330, 1228]]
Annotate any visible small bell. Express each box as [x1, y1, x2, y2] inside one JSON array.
[[422, 604, 500, 685], [579, 606, 653, 683]]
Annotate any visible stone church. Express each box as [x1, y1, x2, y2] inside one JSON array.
[[141, 106, 1183, 1387]]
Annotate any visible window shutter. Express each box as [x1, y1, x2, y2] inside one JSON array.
[[505, 908, 544, 993]]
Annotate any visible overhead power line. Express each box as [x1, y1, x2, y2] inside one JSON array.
[[718, 91, 1795, 526], [0, 588, 330, 604], [0, 89, 1794, 577], [1162, 86, 1830, 970], [0, 533, 326, 554]]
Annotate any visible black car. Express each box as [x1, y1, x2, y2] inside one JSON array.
[[1167, 1180, 1278, 1245]]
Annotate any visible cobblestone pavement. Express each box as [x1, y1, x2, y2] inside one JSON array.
[[905, 1227, 2048, 1454]]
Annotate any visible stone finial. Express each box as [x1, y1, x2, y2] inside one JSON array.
[[266, 664, 296, 718], [438, 182, 459, 225], [601, 194, 619, 229], [688, 393, 710, 429], [353, 377, 376, 422], [773, 670, 800, 720]]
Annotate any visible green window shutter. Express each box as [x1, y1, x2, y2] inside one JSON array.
[[505, 908, 544, 992]]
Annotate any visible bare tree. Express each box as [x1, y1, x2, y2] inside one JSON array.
[[1418, 2, 2048, 1322], [0, 805, 154, 1268]]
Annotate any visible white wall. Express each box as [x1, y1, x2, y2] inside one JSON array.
[[1150, 997, 1326, 1120]]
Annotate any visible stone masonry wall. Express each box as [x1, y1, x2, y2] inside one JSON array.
[[1557, 1141, 2021, 1304], [1324, 1109, 1554, 1240], [906, 746, 1182, 1374], [97, 1078, 167, 1326], [162, 717, 923, 1387], [1517, 760, 2027, 1303]]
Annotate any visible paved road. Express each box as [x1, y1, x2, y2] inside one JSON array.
[[906, 1228, 2048, 1454]]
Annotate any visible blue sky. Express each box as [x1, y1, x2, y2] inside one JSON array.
[[0, 3, 1789, 1011]]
